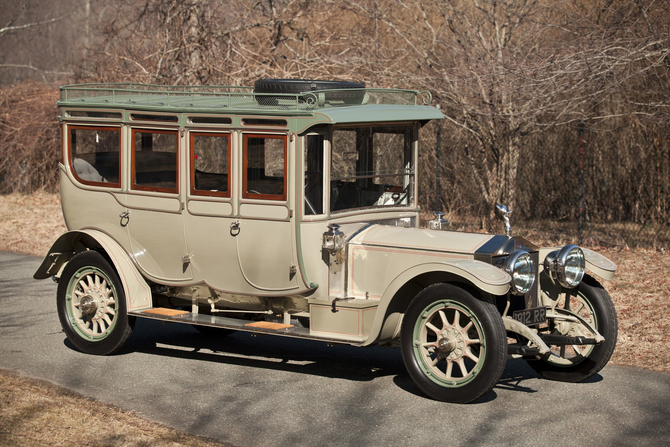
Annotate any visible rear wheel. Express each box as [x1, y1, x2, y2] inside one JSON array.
[[401, 283, 507, 403], [57, 250, 133, 355], [527, 275, 617, 382]]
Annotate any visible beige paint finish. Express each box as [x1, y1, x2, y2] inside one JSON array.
[[125, 207, 192, 281], [59, 167, 130, 251], [582, 248, 617, 280], [236, 218, 301, 292], [186, 199, 233, 217], [309, 298, 378, 342], [239, 203, 289, 220], [349, 244, 510, 300], [350, 225, 496, 254]]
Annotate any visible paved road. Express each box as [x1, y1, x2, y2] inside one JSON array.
[[1, 250, 669, 446]]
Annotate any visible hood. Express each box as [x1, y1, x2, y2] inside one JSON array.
[[348, 224, 510, 256]]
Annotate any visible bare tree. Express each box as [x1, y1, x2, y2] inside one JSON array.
[[335, 0, 669, 226]]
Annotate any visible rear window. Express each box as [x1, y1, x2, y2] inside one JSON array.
[[68, 126, 121, 188]]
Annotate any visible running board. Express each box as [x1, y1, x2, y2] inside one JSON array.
[[129, 308, 355, 344]]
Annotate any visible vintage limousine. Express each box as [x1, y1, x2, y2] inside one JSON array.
[[35, 80, 618, 403]]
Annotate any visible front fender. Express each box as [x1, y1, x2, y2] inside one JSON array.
[[362, 260, 510, 346], [538, 247, 617, 281], [34, 230, 152, 311]]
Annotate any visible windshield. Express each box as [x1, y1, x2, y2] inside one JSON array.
[[330, 125, 413, 213]]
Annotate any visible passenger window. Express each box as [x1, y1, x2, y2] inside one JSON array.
[[132, 129, 178, 193], [304, 134, 325, 215], [191, 133, 230, 197], [243, 134, 287, 201], [68, 126, 121, 187]]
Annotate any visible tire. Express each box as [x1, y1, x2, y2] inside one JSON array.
[[254, 79, 366, 105], [254, 79, 365, 94], [400, 283, 507, 403], [526, 275, 618, 382], [57, 250, 133, 355]]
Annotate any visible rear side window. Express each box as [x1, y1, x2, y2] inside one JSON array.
[[132, 129, 178, 193], [68, 126, 121, 188], [243, 134, 287, 201], [191, 132, 230, 197]]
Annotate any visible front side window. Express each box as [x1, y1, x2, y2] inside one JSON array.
[[191, 132, 230, 197], [69, 126, 121, 187], [330, 125, 413, 212], [304, 134, 325, 215], [132, 129, 178, 193], [243, 134, 287, 201]]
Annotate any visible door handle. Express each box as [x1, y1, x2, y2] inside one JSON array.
[[230, 220, 240, 236], [119, 210, 130, 227]]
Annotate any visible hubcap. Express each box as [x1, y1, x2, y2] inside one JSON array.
[[79, 295, 99, 317]]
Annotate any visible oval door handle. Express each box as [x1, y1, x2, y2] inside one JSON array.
[[119, 210, 130, 227], [230, 221, 240, 236]]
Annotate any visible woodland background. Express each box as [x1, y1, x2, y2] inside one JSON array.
[[1, 0, 669, 248]]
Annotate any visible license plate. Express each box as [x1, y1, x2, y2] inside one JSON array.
[[512, 307, 547, 326]]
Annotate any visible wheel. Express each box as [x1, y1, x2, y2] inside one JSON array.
[[254, 79, 365, 94], [57, 250, 133, 355], [401, 283, 507, 403], [254, 79, 366, 105], [527, 275, 618, 382]]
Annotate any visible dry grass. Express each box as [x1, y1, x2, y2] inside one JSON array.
[[0, 369, 230, 447], [605, 247, 670, 372], [0, 192, 667, 446], [0, 191, 66, 257]]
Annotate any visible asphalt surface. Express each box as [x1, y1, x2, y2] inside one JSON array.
[[1, 250, 669, 446]]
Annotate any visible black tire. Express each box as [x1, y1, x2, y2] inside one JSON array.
[[400, 283, 507, 403], [254, 79, 366, 105], [254, 79, 365, 94], [57, 250, 133, 355], [527, 275, 618, 382]]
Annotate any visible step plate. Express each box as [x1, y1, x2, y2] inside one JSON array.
[[130, 309, 353, 344]]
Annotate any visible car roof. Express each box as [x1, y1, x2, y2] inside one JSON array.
[[58, 83, 444, 130]]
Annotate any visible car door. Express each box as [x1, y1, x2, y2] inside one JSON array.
[[124, 124, 193, 282], [234, 132, 302, 292]]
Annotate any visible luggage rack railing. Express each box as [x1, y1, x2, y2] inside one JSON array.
[[59, 83, 432, 111]]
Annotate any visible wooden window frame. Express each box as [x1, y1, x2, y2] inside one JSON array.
[[131, 128, 179, 194], [68, 125, 121, 189], [190, 131, 231, 198], [242, 133, 288, 202]]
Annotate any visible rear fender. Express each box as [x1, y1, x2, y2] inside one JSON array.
[[34, 230, 152, 311], [363, 260, 510, 346]]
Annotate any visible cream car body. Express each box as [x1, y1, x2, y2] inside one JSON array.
[[35, 81, 619, 403]]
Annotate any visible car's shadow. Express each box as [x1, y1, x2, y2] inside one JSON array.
[[64, 318, 601, 402]]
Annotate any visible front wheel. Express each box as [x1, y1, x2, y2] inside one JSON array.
[[57, 250, 133, 355], [527, 275, 618, 382], [401, 283, 507, 403]]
